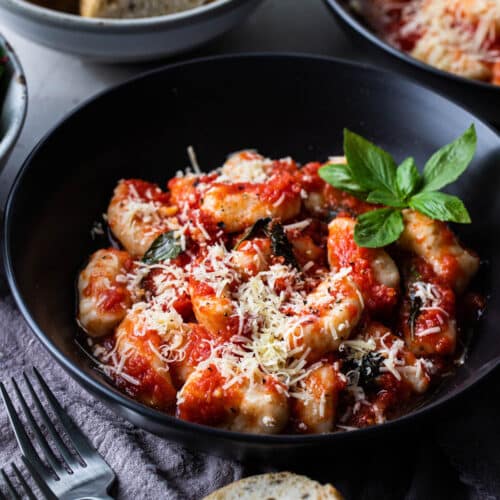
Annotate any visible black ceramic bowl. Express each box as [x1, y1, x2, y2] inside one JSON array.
[[3, 54, 500, 463], [323, 0, 500, 127]]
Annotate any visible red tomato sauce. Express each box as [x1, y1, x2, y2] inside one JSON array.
[[300, 162, 375, 215], [99, 288, 128, 313], [85, 149, 484, 435], [125, 179, 171, 205], [177, 366, 239, 426]]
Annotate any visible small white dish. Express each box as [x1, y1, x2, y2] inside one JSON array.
[[0, 0, 263, 63], [0, 32, 27, 174]]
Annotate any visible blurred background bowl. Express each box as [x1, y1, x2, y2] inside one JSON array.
[[0, 32, 27, 174], [323, 0, 500, 128], [0, 0, 263, 63]]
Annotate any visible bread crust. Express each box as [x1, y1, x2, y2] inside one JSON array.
[[203, 472, 343, 500], [80, 0, 209, 19]]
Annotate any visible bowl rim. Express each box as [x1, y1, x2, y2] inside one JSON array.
[[3, 52, 500, 445], [323, 0, 500, 94], [0, 0, 253, 32], [0, 32, 28, 168]]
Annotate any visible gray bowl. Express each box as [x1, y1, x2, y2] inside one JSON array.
[[0, 33, 27, 174], [0, 0, 263, 63]]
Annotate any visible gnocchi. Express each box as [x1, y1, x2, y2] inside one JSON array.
[[78, 148, 481, 434]]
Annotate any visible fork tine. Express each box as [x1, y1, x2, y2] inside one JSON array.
[[0, 468, 21, 500], [0, 382, 52, 484], [21, 457, 57, 500], [33, 368, 96, 461], [23, 372, 81, 469], [11, 378, 65, 477], [11, 464, 38, 500]]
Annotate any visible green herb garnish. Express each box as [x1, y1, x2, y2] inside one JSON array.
[[318, 125, 476, 248], [342, 351, 384, 388], [234, 217, 271, 250], [408, 294, 423, 340], [268, 221, 299, 270], [233, 218, 299, 269], [0, 46, 6, 79], [142, 231, 182, 264]]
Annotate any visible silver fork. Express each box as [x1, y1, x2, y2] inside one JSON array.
[[0, 368, 115, 500], [0, 462, 38, 499]]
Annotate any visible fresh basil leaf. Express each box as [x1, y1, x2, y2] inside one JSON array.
[[354, 208, 404, 248], [408, 293, 423, 340], [409, 192, 471, 223], [234, 217, 271, 249], [422, 125, 477, 192], [396, 157, 421, 199], [366, 190, 407, 208], [267, 221, 299, 269], [344, 129, 398, 196], [342, 350, 384, 388], [142, 230, 183, 264], [318, 164, 368, 199]]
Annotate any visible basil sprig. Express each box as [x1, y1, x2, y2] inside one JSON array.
[[318, 126, 476, 248]]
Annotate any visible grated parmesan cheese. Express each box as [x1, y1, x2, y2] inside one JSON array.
[[216, 151, 272, 184], [365, 0, 500, 80], [283, 219, 312, 231]]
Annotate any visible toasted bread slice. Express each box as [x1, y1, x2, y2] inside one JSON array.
[[204, 472, 343, 500], [80, 0, 209, 19]]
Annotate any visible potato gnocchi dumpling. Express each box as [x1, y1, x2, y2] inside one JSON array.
[[78, 248, 133, 337], [78, 149, 481, 434], [107, 179, 179, 258]]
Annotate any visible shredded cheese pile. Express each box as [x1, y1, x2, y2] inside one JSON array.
[[357, 0, 500, 79], [191, 257, 347, 397], [217, 154, 271, 184], [404, 0, 500, 57]]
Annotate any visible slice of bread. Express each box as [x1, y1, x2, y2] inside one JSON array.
[[80, 0, 209, 19], [204, 472, 343, 500]]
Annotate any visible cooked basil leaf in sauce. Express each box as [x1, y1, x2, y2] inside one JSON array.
[[142, 231, 182, 264]]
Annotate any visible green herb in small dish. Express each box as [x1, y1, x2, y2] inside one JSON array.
[[319, 125, 476, 248], [0, 46, 6, 79]]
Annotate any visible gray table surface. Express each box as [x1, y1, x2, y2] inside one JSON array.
[[0, 0, 372, 206]]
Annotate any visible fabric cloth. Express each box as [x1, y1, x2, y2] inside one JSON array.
[[0, 280, 499, 500]]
